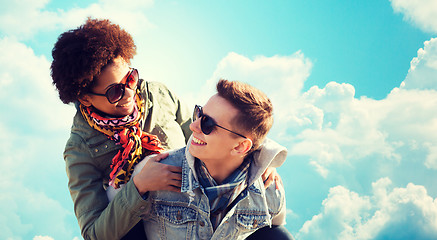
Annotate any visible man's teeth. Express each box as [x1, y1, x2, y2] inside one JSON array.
[[193, 137, 206, 145]]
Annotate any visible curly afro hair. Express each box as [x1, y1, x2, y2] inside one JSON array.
[[51, 18, 137, 104]]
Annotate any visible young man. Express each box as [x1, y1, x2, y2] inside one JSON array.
[[110, 79, 292, 239]]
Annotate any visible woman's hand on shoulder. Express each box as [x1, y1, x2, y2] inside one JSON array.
[[133, 152, 182, 195], [262, 167, 280, 189]]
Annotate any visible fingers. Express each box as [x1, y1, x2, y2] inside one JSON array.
[[164, 169, 182, 189], [160, 166, 182, 187], [264, 174, 274, 188], [172, 173, 182, 181], [170, 179, 182, 188], [275, 175, 283, 190], [167, 165, 182, 174], [165, 170, 182, 181], [149, 152, 169, 162], [262, 167, 277, 189], [166, 185, 182, 193], [261, 167, 273, 181]]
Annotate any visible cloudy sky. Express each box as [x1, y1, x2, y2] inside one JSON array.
[[1, 0, 436, 239]]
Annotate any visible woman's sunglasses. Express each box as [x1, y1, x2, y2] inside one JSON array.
[[89, 68, 139, 104], [193, 105, 246, 138]]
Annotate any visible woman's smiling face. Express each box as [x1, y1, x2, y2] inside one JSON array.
[[79, 56, 137, 117]]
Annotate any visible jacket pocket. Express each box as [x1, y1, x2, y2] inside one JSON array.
[[153, 203, 198, 224], [236, 212, 269, 230]]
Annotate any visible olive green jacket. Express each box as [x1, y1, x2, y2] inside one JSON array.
[[64, 80, 192, 240]]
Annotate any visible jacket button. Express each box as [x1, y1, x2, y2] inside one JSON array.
[[199, 221, 205, 227], [253, 219, 258, 227], [104, 145, 108, 148], [95, 149, 99, 152], [177, 210, 182, 220]]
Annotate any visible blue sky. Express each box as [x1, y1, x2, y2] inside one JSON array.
[[1, 0, 436, 239]]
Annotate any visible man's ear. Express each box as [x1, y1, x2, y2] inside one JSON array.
[[78, 95, 92, 107], [233, 138, 253, 155]]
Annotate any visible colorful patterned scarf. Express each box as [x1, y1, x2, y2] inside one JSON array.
[[195, 156, 251, 229], [80, 90, 163, 188]]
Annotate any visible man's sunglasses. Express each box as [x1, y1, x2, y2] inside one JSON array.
[[89, 68, 139, 104], [193, 105, 246, 138]]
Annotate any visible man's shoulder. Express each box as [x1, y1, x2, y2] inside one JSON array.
[[159, 147, 187, 167]]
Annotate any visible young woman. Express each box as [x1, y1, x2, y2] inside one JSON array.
[[52, 18, 192, 239]]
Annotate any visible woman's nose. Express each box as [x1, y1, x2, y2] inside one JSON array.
[[123, 87, 135, 99]]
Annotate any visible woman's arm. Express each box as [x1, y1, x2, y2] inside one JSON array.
[[65, 135, 149, 240]]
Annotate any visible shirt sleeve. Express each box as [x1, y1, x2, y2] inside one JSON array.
[[64, 135, 151, 240]]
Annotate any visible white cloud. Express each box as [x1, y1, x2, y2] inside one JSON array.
[[296, 178, 437, 240], [0, 0, 154, 40], [58, 0, 155, 37], [0, 119, 78, 239], [401, 38, 437, 91], [207, 51, 312, 98], [0, 181, 77, 239], [0, 0, 59, 39], [33, 236, 54, 240], [33, 236, 80, 240], [194, 51, 313, 120], [297, 185, 371, 240], [390, 0, 437, 33], [0, 123, 76, 238], [0, 37, 75, 131], [0, 37, 79, 238], [425, 143, 437, 169], [288, 82, 437, 185], [288, 82, 399, 173]]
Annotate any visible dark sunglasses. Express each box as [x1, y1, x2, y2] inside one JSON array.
[[193, 105, 246, 138], [89, 68, 139, 104]]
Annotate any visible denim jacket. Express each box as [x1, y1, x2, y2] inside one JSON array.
[[64, 79, 192, 240], [114, 136, 288, 240]]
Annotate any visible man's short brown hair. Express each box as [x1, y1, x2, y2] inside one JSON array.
[[51, 18, 136, 104], [216, 79, 273, 152]]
